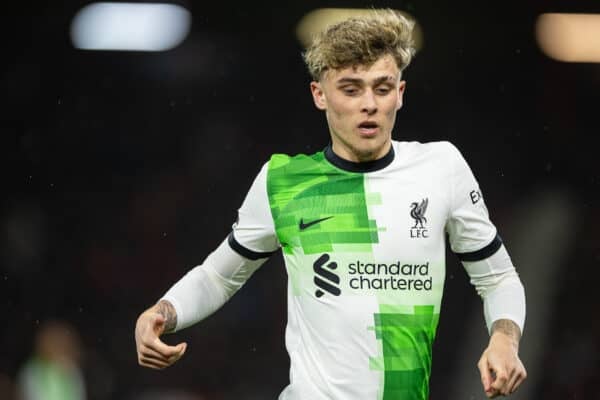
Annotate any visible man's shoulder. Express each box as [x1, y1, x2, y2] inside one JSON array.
[[263, 149, 328, 206], [393, 139, 459, 155], [393, 140, 462, 166], [266, 148, 327, 172]]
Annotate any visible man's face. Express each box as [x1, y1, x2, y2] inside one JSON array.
[[310, 54, 406, 162]]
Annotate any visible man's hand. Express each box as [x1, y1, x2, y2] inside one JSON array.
[[135, 301, 187, 370], [478, 319, 527, 398]]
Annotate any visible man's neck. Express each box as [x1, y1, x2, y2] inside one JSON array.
[[331, 140, 392, 163], [324, 142, 395, 173]]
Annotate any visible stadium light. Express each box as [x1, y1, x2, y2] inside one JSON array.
[[70, 2, 191, 51], [295, 8, 423, 50], [536, 13, 600, 62]]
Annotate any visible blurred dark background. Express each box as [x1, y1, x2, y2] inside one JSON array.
[[1, 0, 599, 399]]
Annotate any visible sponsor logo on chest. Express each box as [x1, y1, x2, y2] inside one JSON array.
[[312, 254, 434, 298]]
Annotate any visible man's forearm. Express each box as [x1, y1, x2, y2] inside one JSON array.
[[155, 300, 178, 333], [491, 318, 521, 345], [159, 237, 269, 331], [463, 245, 526, 334]]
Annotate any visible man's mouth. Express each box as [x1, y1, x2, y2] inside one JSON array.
[[358, 121, 379, 135]]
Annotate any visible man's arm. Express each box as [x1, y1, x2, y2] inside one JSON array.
[[443, 142, 527, 397], [462, 245, 527, 398], [134, 238, 271, 369], [134, 161, 278, 370], [160, 236, 271, 331]]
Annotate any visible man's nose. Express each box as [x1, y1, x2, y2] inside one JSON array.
[[361, 91, 377, 115]]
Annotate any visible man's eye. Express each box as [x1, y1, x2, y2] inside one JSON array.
[[342, 87, 358, 95], [376, 87, 392, 94]]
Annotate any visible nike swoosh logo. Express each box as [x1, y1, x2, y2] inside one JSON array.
[[299, 216, 334, 231]]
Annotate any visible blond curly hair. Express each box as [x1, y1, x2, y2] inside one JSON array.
[[303, 9, 416, 81]]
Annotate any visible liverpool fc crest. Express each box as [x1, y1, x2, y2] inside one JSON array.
[[410, 198, 429, 238]]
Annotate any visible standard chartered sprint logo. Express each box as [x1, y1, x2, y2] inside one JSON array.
[[313, 254, 340, 298], [313, 254, 433, 298]]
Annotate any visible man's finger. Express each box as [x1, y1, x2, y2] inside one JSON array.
[[499, 370, 515, 396], [505, 369, 520, 395], [490, 368, 508, 392], [141, 345, 185, 364], [140, 360, 166, 370], [477, 358, 492, 392], [147, 338, 186, 358], [139, 346, 184, 366], [139, 342, 186, 368], [142, 337, 176, 357], [177, 342, 187, 359], [484, 379, 501, 399], [139, 356, 169, 370], [509, 370, 526, 394], [162, 342, 187, 363], [140, 355, 169, 368], [140, 346, 173, 363]]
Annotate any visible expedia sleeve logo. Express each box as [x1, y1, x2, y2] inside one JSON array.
[[313, 254, 341, 298], [470, 189, 482, 204]]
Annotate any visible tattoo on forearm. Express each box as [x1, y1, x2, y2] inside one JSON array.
[[491, 319, 521, 342], [156, 300, 178, 333]]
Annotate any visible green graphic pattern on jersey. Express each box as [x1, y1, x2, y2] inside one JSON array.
[[267, 152, 380, 255], [371, 305, 439, 400], [267, 151, 440, 400]]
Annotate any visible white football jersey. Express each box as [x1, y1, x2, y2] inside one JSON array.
[[229, 140, 500, 400]]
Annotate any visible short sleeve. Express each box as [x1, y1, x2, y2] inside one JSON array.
[[445, 143, 501, 261], [228, 162, 280, 260]]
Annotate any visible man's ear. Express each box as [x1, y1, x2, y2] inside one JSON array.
[[396, 80, 406, 111], [310, 81, 327, 110]]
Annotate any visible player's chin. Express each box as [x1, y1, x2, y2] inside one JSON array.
[[355, 135, 388, 153]]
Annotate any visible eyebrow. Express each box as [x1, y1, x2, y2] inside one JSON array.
[[336, 76, 396, 85]]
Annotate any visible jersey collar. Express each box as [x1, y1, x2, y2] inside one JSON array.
[[324, 143, 395, 173]]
